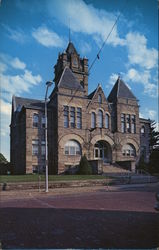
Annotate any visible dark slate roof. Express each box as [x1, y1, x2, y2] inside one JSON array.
[[66, 42, 78, 54], [87, 88, 97, 99], [13, 96, 44, 111], [108, 77, 136, 102], [58, 67, 84, 91]]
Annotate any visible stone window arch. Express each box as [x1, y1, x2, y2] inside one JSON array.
[[64, 140, 81, 156]]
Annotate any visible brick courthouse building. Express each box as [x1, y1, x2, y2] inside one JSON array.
[[10, 42, 150, 174]]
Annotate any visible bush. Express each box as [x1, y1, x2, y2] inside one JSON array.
[[78, 155, 92, 175]]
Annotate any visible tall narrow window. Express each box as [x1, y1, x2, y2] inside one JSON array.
[[121, 114, 125, 133], [32, 139, 39, 155], [126, 114, 131, 133], [33, 114, 39, 127], [41, 141, 46, 156], [70, 107, 75, 128], [64, 106, 69, 128], [77, 107, 82, 129], [131, 115, 136, 133], [41, 116, 45, 129], [91, 112, 96, 128], [98, 110, 103, 128], [98, 94, 102, 104], [105, 114, 109, 129]]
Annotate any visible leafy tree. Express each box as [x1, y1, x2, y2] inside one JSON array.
[[78, 155, 92, 175], [0, 153, 8, 164]]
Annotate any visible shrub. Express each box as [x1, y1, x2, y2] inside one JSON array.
[[78, 155, 92, 175]]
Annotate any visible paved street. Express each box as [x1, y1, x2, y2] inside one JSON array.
[[0, 183, 159, 249]]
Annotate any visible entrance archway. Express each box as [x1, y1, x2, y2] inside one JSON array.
[[94, 140, 112, 163]]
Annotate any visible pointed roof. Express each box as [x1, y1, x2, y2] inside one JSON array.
[[66, 42, 78, 55], [108, 77, 137, 102], [58, 67, 84, 91], [13, 96, 44, 112], [88, 88, 97, 99]]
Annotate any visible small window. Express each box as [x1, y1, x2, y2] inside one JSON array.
[[141, 126, 145, 135], [105, 114, 109, 129], [98, 94, 102, 104], [33, 114, 39, 127]]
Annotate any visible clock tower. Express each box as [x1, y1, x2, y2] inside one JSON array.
[[54, 42, 88, 95]]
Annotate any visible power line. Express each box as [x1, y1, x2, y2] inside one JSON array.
[[88, 0, 128, 74]]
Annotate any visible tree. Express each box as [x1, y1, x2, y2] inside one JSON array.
[[137, 154, 148, 172], [148, 149, 159, 174], [148, 120, 159, 173], [0, 153, 8, 164], [78, 155, 92, 175], [149, 120, 159, 152]]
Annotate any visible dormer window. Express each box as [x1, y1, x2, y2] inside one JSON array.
[[98, 94, 102, 104]]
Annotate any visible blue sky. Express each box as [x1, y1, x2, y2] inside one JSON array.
[[0, 0, 158, 160]]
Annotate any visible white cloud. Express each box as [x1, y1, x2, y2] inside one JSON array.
[[2, 24, 28, 44], [0, 54, 42, 101], [47, 0, 125, 47], [32, 26, 65, 48], [108, 73, 118, 85], [10, 57, 26, 70], [124, 68, 158, 98], [0, 99, 11, 116], [126, 32, 158, 70], [146, 109, 157, 120], [79, 41, 91, 55]]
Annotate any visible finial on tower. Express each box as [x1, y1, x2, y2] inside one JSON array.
[[69, 18, 71, 43]]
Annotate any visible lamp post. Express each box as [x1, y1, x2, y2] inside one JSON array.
[[45, 81, 53, 193]]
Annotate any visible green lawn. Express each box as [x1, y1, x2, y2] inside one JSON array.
[[0, 175, 108, 183]]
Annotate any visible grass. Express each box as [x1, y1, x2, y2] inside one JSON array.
[[0, 174, 108, 183]]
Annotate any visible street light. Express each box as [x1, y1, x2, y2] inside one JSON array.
[[45, 81, 53, 192]]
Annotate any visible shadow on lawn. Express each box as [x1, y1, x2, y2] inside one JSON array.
[[0, 207, 159, 249]]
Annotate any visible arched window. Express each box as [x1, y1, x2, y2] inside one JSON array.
[[105, 113, 109, 129], [98, 94, 102, 104], [64, 140, 81, 156], [141, 126, 145, 135], [91, 112, 96, 128], [122, 144, 136, 157], [98, 110, 103, 128]]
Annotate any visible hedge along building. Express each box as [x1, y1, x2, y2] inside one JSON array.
[[10, 42, 150, 174]]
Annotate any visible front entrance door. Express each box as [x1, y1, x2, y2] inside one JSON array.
[[94, 140, 111, 163]]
